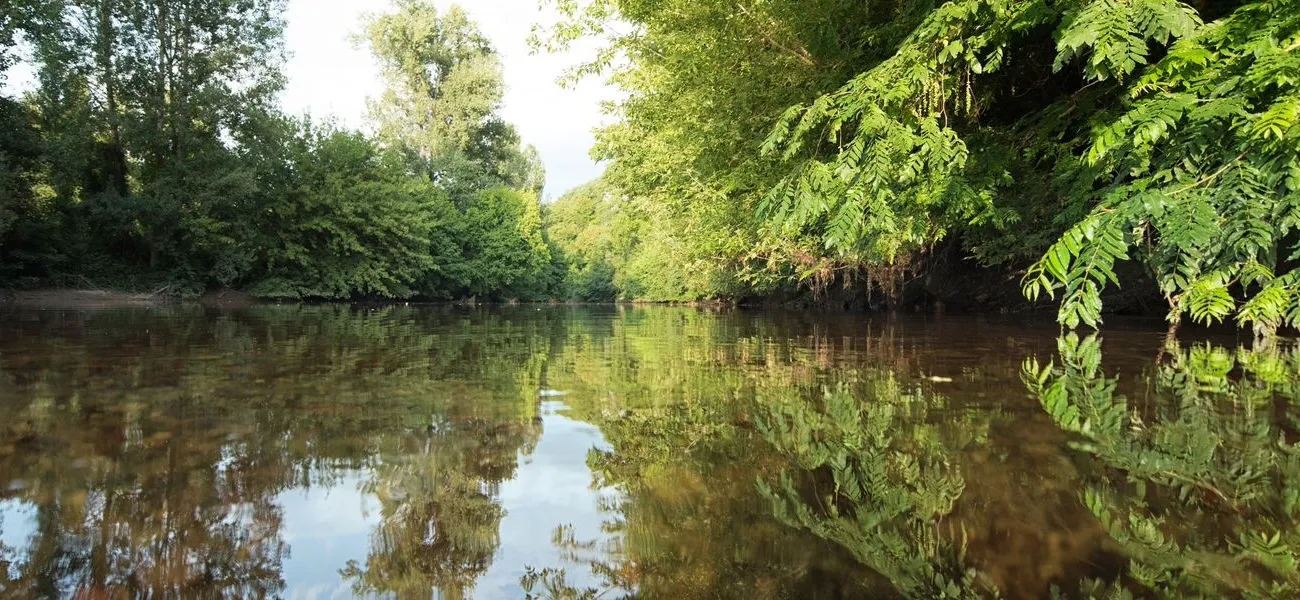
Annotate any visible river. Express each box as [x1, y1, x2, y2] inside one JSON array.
[[0, 305, 1295, 599]]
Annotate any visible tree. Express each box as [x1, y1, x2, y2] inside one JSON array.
[[117, 0, 288, 274], [0, 99, 41, 259], [430, 186, 554, 300], [536, 0, 888, 302], [1024, 1, 1300, 333], [242, 121, 443, 299], [540, 0, 1297, 330], [544, 179, 621, 301], [363, 0, 539, 201], [3, 0, 555, 301], [5, 0, 288, 289]]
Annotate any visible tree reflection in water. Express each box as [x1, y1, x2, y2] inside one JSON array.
[[752, 336, 1300, 599], [521, 314, 1300, 600], [342, 415, 542, 598], [1027, 335, 1300, 599], [2, 307, 1299, 599], [0, 306, 552, 598]]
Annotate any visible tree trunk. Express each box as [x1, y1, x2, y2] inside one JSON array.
[[156, 0, 172, 167], [97, 0, 127, 195]]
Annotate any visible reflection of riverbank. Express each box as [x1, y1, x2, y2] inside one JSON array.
[[1, 306, 1295, 599], [753, 336, 1300, 599]]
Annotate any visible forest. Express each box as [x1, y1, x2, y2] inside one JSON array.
[[538, 0, 1300, 333], [0, 0, 556, 300], [3, 0, 1299, 331]]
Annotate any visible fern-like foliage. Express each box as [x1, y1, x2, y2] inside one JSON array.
[[759, 0, 1034, 267], [754, 377, 994, 599], [761, 0, 1202, 281], [1025, 335, 1300, 597], [1054, 0, 1201, 81], [1025, 1, 1300, 331]]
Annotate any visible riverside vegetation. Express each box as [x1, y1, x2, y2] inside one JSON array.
[[1, 0, 1297, 334], [4, 2, 1300, 599], [535, 0, 1300, 334], [1, 0, 552, 300]]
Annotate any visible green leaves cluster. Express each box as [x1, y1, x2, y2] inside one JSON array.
[[542, 179, 622, 301], [0, 0, 556, 300], [242, 123, 443, 299], [763, 0, 1227, 314], [543, 176, 720, 301], [1026, 1, 1300, 331]]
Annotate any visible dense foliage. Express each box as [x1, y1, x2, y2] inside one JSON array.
[[0, 0, 554, 300], [543, 178, 705, 301], [539, 0, 1300, 330], [6, 0, 1294, 317]]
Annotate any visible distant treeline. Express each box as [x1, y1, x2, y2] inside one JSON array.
[[1, 0, 560, 300]]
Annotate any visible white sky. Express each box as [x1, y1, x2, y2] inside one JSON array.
[[282, 0, 615, 199], [0, 2, 609, 196]]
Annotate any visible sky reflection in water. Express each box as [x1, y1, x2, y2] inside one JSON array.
[[0, 305, 1295, 599]]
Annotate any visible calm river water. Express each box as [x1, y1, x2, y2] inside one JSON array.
[[0, 305, 1296, 599]]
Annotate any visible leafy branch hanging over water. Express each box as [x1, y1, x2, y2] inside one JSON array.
[[539, 0, 1299, 325], [1023, 2, 1300, 331]]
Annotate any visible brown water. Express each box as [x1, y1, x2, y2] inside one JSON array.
[[0, 305, 1295, 599]]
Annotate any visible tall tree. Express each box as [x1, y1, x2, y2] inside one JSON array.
[[120, 0, 287, 271], [363, 0, 539, 200], [0, 99, 41, 253], [361, 1, 556, 300], [1, 1, 56, 266], [13, 0, 286, 281]]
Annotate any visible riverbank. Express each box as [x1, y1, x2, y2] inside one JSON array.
[[0, 288, 267, 309], [1, 289, 172, 309], [0, 270, 1155, 319]]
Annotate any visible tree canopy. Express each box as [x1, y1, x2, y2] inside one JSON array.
[[4, 0, 1295, 327], [537, 0, 1300, 332], [0, 0, 554, 300]]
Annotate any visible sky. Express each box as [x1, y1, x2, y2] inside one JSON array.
[[281, 0, 616, 199]]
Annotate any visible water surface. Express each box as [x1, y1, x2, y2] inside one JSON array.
[[0, 306, 1295, 599]]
